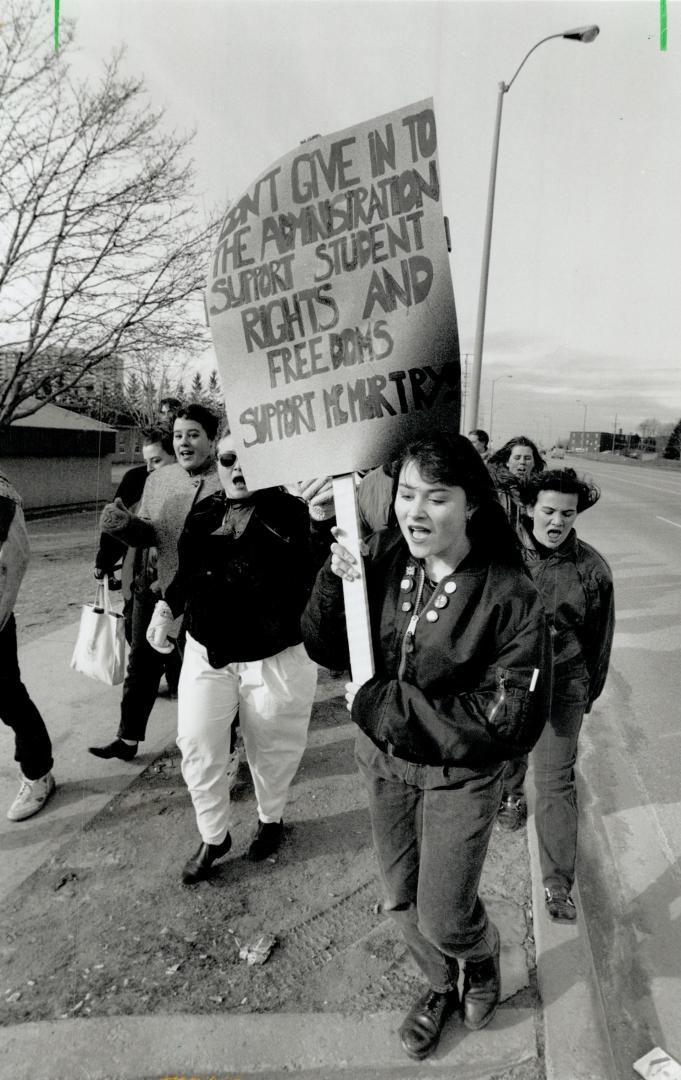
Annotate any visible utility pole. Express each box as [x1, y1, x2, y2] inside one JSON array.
[[460, 353, 471, 433]]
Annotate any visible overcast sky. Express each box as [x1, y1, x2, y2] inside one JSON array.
[[67, 0, 680, 445]]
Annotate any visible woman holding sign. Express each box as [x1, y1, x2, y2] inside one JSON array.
[[302, 433, 551, 1060]]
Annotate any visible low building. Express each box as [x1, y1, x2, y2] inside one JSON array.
[[568, 430, 663, 457], [568, 430, 614, 453], [0, 402, 116, 513]]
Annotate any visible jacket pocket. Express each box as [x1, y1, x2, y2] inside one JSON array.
[[478, 667, 533, 742]]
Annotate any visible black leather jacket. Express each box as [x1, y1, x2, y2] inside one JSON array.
[[302, 528, 552, 773], [165, 488, 330, 668]]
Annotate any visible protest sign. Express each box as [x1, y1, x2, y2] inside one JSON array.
[[207, 98, 460, 490]]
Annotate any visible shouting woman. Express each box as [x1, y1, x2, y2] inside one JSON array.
[[302, 433, 551, 1060]]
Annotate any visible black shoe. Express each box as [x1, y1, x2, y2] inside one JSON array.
[[545, 885, 577, 922], [497, 795, 527, 832], [248, 819, 284, 861], [462, 938, 501, 1031], [181, 834, 232, 884], [88, 739, 138, 761], [398, 987, 459, 1060]]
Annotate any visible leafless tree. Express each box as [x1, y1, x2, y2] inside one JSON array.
[[638, 418, 675, 438], [0, 0, 218, 430]]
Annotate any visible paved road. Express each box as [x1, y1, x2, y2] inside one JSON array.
[[561, 456, 681, 1071]]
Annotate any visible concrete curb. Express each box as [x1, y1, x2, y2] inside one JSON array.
[[526, 778, 617, 1080], [0, 1009, 537, 1080]]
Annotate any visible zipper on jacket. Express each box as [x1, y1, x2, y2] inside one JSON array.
[[487, 670, 507, 723], [397, 566, 426, 680]]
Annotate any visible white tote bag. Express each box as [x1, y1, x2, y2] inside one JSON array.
[[70, 579, 126, 686]]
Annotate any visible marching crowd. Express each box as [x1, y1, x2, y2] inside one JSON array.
[[0, 407, 614, 1062]]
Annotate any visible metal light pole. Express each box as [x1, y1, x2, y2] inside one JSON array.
[[576, 398, 588, 449], [489, 374, 513, 444], [467, 25, 600, 431]]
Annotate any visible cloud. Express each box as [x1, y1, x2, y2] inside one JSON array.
[[465, 342, 681, 439]]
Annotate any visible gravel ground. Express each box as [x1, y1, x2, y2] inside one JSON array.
[[17, 509, 109, 646]]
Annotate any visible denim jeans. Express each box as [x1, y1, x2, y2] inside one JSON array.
[[355, 730, 502, 993], [501, 754, 529, 799], [0, 615, 53, 780], [533, 658, 590, 891], [117, 588, 182, 742]]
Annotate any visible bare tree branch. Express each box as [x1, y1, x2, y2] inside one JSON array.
[[0, 0, 219, 428]]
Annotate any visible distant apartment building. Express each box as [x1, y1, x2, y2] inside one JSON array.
[[0, 347, 124, 405]]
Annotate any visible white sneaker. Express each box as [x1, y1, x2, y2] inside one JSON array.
[[7, 771, 56, 822]]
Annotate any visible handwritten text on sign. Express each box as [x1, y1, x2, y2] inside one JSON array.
[[208, 99, 460, 488]]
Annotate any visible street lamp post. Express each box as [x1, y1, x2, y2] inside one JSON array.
[[576, 398, 588, 449], [489, 374, 513, 444], [467, 25, 600, 431]]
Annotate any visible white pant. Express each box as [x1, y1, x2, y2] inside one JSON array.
[[177, 633, 318, 846]]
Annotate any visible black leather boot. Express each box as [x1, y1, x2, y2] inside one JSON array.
[[398, 986, 459, 1060], [462, 937, 501, 1030], [88, 739, 138, 761], [181, 833, 232, 884], [248, 819, 284, 861]]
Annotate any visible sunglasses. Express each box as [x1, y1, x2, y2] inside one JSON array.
[[218, 451, 238, 468]]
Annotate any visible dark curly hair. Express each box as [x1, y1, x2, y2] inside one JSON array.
[[525, 468, 601, 514], [488, 436, 546, 473], [141, 425, 174, 456], [173, 404, 220, 440], [392, 432, 525, 567]]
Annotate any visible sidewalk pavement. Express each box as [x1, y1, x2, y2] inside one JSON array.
[[1, 622, 615, 1080]]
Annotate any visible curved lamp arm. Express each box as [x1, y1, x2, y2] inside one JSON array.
[[506, 26, 599, 93]]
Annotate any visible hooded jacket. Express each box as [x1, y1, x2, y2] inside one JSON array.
[[301, 527, 552, 775]]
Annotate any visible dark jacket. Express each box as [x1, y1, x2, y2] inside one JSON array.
[[518, 524, 614, 710], [487, 463, 539, 532], [357, 463, 394, 538], [95, 465, 148, 579], [165, 488, 331, 668], [301, 528, 552, 773]]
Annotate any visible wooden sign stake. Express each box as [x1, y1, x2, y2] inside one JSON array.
[[331, 474, 375, 685]]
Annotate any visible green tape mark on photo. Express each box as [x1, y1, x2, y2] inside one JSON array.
[[54, 0, 60, 51], [660, 0, 667, 50]]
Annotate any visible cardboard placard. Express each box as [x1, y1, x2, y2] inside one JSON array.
[[208, 98, 460, 490]]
